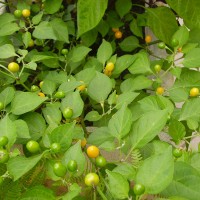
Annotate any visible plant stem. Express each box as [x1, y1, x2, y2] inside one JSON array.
[[80, 115, 88, 137], [97, 186, 108, 200], [93, 188, 97, 200], [184, 133, 200, 140]]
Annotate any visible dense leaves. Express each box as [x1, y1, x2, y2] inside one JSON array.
[[0, 0, 199, 199]]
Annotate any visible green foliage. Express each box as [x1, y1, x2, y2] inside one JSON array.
[[0, 0, 200, 199]]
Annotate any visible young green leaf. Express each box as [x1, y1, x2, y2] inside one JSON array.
[[106, 170, 129, 199], [48, 122, 75, 151], [87, 72, 112, 103], [108, 104, 132, 139], [147, 7, 178, 45], [136, 146, 174, 194], [168, 119, 186, 142], [0, 44, 17, 59], [0, 87, 15, 107], [61, 91, 84, 119], [115, 0, 132, 18], [97, 39, 113, 65], [130, 109, 168, 149], [119, 36, 140, 52], [77, 0, 108, 37], [20, 185, 55, 199], [63, 142, 86, 176], [7, 154, 43, 181], [0, 115, 17, 148], [128, 51, 152, 75], [11, 92, 47, 115], [162, 161, 200, 199]]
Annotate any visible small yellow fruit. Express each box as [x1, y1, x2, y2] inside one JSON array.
[[22, 9, 31, 18], [156, 87, 164, 95], [114, 30, 123, 39], [190, 87, 199, 97], [8, 62, 20, 73], [77, 81, 86, 91], [104, 68, 112, 76], [38, 92, 45, 97], [105, 62, 114, 72], [145, 35, 152, 43], [81, 138, 87, 148]]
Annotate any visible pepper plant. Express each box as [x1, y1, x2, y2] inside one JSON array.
[[0, 0, 200, 199]]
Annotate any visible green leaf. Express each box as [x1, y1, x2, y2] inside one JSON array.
[[97, 39, 113, 65], [21, 185, 55, 200], [0, 44, 16, 59], [22, 31, 32, 49], [70, 46, 91, 63], [63, 142, 86, 176], [77, 0, 108, 37], [0, 87, 15, 107], [119, 36, 140, 52], [88, 72, 112, 103], [61, 91, 84, 118], [31, 54, 56, 62], [0, 23, 19, 36], [0, 115, 17, 148], [106, 170, 129, 199], [85, 111, 102, 122], [136, 146, 174, 194], [7, 154, 43, 181], [33, 21, 56, 40], [87, 127, 115, 151], [183, 48, 200, 68], [59, 81, 82, 94], [50, 18, 69, 43], [138, 95, 174, 114], [32, 11, 43, 25], [14, 119, 30, 140], [61, 183, 81, 200], [20, 112, 46, 141], [108, 104, 132, 139], [168, 119, 186, 142], [75, 68, 96, 84], [172, 25, 189, 47], [97, 20, 109, 37], [115, 0, 132, 18], [112, 163, 136, 181], [11, 92, 47, 115], [187, 119, 198, 130], [130, 109, 168, 149], [147, 7, 178, 45], [179, 98, 200, 121], [162, 161, 200, 200], [116, 91, 139, 109], [169, 69, 200, 102], [24, 61, 37, 70], [130, 18, 143, 38], [48, 123, 75, 151], [166, 0, 200, 29], [120, 76, 152, 92], [112, 55, 135, 76], [190, 153, 200, 173], [41, 79, 56, 96], [42, 103, 62, 125], [128, 51, 152, 75], [0, 13, 16, 26], [44, 0, 62, 14], [81, 29, 98, 47]]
